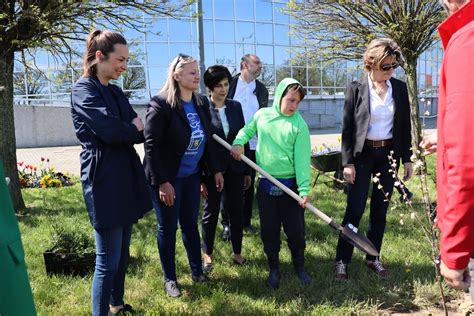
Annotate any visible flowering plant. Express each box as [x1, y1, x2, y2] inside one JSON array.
[[17, 158, 74, 188]]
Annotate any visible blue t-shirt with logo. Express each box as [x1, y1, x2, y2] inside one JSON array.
[[176, 100, 206, 178]]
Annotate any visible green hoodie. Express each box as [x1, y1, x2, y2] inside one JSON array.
[[233, 78, 311, 197]]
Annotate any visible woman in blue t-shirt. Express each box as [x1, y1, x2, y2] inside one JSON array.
[[143, 54, 222, 298]]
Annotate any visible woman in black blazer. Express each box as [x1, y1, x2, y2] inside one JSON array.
[[335, 38, 413, 281], [143, 54, 221, 298], [200, 65, 251, 272]]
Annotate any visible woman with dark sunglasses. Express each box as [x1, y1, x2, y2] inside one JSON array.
[[143, 54, 221, 297], [334, 38, 413, 281]]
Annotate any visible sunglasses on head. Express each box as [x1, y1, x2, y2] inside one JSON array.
[[173, 53, 190, 71], [380, 62, 399, 71]]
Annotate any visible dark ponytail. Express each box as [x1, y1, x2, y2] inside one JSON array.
[[82, 29, 127, 77]]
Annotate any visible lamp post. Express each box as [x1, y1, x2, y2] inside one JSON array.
[[196, 0, 206, 94]]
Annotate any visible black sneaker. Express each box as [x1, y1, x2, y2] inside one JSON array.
[[108, 304, 134, 315], [296, 269, 312, 285], [221, 225, 230, 242], [164, 280, 181, 298], [192, 274, 209, 282], [243, 225, 259, 235], [266, 269, 280, 289]]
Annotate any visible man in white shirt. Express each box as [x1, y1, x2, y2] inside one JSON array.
[[220, 54, 269, 236]]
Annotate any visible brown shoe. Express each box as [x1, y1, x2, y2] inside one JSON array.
[[365, 259, 389, 278], [335, 260, 348, 281]]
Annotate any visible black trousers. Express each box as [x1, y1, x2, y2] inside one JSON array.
[[221, 150, 256, 228], [256, 182, 306, 270], [335, 145, 395, 263], [201, 171, 244, 255]]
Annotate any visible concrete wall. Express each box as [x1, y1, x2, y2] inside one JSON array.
[[14, 95, 437, 148]]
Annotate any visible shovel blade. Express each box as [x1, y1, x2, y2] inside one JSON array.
[[340, 224, 379, 257]]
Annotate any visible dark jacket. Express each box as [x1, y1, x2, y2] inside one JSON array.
[[143, 93, 216, 186], [228, 73, 269, 109], [71, 75, 152, 229], [208, 98, 250, 175], [341, 76, 412, 166]]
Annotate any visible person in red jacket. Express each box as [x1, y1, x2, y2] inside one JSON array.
[[421, 0, 474, 290]]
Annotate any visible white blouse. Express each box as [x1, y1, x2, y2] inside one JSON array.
[[366, 77, 394, 141]]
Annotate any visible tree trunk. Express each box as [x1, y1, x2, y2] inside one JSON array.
[[0, 46, 25, 210], [404, 61, 422, 155]]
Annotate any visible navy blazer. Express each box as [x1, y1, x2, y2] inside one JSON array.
[[341, 76, 412, 166], [71, 75, 152, 229], [143, 93, 216, 186], [207, 98, 250, 175]]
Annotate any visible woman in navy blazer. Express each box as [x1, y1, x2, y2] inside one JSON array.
[[71, 30, 151, 316], [200, 65, 251, 272], [334, 38, 413, 281], [143, 54, 221, 297]]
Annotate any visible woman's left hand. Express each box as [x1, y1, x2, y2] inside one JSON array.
[[299, 196, 310, 208], [244, 175, 252, 190], [214, 172, 224, 192], [200, 183, 208, 199], [403, 162, 413, 181]]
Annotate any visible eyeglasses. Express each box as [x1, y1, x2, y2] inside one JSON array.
[[380, 62, 399, 71]]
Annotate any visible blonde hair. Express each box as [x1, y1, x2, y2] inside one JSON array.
[[159, 54, 202, 108], [82, 30, 127, 77], [363, 38, 402, 72]]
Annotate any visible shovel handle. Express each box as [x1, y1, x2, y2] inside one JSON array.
[[212, 134, 333, 225]]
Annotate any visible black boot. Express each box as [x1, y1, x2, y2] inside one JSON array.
[[267, 269, 280, 289]]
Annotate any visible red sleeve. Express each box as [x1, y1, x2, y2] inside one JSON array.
[[440, 29, 474, 270]]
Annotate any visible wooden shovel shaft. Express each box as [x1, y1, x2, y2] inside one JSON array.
[[212, 134, 333, 225]]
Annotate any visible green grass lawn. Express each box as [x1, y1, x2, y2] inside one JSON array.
[[18, 155, 462, 314]]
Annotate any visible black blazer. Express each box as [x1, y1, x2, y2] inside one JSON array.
[[143, 93, 216, 186], [228, 74, 269, 109], [341, 76, 412, 166], [207, 98, 250, 175]]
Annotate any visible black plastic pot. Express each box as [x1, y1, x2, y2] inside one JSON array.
[[43, 251, 95, 277]]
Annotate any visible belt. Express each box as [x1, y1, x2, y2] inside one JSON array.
[[364, 139, 393, 148]]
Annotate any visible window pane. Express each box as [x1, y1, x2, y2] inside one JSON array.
[[256, 0, 273, 22], [214, 0, 234, 19], [214, 43, 236, 64], [274, 24, 289, 46], [148, 67, 169, 92], [274, 3, 289, 24], [169, 43, 195, 60], [291, 67, 307, 87], [146, 43, 170, 66], [276, 66, 291, 84], [236, 0, 254, 20], [147, 19, 168, 42], [204, 19, 214, 42], [202, 0, 213, 19], [236, 22, 255, 44], [214, 21, 234, 43], [259, 66, 275, 92], [256, 23, 273, 45], [256, 45, 273, 64], [274, 46, 289, 66], [204, 43, 215, 66], [169, 19, 195, 42]]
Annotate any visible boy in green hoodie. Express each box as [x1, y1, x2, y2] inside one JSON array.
[[230, 78, 312, 289]]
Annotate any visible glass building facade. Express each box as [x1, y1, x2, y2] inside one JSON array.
[[13, 0, 443, 105]]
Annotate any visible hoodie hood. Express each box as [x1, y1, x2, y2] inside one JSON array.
[[272, 77, 304, 116]]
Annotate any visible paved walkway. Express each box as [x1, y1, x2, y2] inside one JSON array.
[[16, 118, 437, 176]]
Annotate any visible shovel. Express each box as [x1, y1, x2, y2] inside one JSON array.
[[212, 134, 379, 257]]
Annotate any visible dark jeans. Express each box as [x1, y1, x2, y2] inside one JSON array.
[[221, 150, 256, 228], [256, 181, 306, 270], [150, 172, 203, 281], [202, 171, 244, 255], [92, 224, 132, 316], [335, 145, 395, 263]]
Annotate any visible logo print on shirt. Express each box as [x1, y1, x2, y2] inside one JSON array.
[[187, 113, 204, 152]]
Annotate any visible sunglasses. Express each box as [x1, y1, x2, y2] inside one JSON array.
[[173, 53, 190, 71], [380, 62, 399, 71]]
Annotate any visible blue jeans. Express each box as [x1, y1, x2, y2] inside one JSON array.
[[92, 224, 132, 316], [150, 172, 203, 281]]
